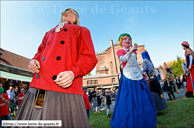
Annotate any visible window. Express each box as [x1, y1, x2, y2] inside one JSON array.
[[87, 81, 91, 85], [110, 62, 114, 74], [112, 78, 115, 83], [95, 80, 98, 84]]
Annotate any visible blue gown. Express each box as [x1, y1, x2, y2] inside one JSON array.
[[110, 73, 157, 128]]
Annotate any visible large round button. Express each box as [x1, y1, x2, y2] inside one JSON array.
[[51, 30, 54, 33], [42, 57, 45, 61], [63, 28, 67, 31], [52, 75, 57, 80], [60, 41, 65, 44], [47, 41, 49, 45], [56, 56, 61, 60], [36, 74, 39, 78]]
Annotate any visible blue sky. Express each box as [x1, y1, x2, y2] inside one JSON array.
[[1, 1, 193, 74]]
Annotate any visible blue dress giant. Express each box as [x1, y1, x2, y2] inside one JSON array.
[[110, 49, 157, 128]]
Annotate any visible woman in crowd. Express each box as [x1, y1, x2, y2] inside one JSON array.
[[163, 68, 176, 100], [148, 70, 168, 111]]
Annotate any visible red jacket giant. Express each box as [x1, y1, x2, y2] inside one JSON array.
[[30, 23, 98, 96]]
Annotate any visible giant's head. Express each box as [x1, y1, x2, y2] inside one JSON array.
[[60, 8, 80, 25], [118, 33, 132, 49]]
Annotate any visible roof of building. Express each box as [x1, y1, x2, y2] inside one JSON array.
[[83, 73, 119, 79], [0, 48, 30, 70], [97, 42, 144, 55]]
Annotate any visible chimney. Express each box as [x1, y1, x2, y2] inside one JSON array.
[[110, 40, 118, 74]]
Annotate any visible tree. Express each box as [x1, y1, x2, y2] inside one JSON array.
[[169, 56, 185, 77], [87, 72, 92, 76]]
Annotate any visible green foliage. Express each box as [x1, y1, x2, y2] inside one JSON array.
[[88, 72, 92, 76], [169, 56, 185, 77]]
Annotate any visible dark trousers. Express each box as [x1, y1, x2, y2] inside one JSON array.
[[86, 109, 89, 118], [168, 92, 175, 100], [0, 114, 11, 128]]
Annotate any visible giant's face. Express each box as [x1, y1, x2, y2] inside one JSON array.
[[62, 10, 77, 24], [122, 36, 132, 49]]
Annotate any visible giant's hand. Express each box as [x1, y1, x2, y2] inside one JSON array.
[[130, 46, 137, 54], [54, 71, 74, 88], [28, 59, 40, 73]]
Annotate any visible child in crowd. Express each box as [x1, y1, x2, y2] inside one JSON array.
[[106, 90, 112, 117], [96, 92, 102, 113], [148, 70, 168, 111]]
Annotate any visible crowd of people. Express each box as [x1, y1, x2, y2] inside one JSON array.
[[0, 83, 26, 127], [83, 87, 116, 118]]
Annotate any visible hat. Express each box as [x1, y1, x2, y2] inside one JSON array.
[[118, 33, 132, 41], [0, 87, 4, 93], [148, 70, 154, 75], [83, 87, 87, 90], [181, 41, 189, 47]]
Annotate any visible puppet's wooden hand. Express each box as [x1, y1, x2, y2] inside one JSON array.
[[28, 59, 40, 73], [54, 71, 74, 88], [130, 46, 137, 54]]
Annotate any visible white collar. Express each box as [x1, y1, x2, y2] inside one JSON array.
[[55, 22, 68, 33], [123, 48, 130, 52], [150, 77, 154, 78]]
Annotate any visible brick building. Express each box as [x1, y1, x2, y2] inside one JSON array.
[[83, 40, 147, 89], [0, 48, 33, 90]]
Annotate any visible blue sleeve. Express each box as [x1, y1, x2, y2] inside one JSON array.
[[142, 60, 147, 72]]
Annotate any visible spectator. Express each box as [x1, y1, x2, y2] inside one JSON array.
[[91, 88, 97, 107], [96, 92, 102, 113], [106, 90, 112, 117], [6, 86, 15, 113], [0, 87, 10, 128], [176, 76, 183, 89], [18, 88, 26, 107], [83, 87, 92, 118], [14, 87, 19, 105], [182, 74, 187, 91], [162, 68, 176, 100], [88, 89, 93, 106], [148, 70, 168, 111]]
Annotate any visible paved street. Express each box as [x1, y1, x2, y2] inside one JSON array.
[[91, 88, 186, 112]]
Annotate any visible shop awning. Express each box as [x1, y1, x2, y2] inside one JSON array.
[[0, 71, 33, 82]]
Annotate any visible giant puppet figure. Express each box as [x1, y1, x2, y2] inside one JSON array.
[[15, 8, 98, 127], [181, 41, 194, 97], [110, 33, 157, 128]]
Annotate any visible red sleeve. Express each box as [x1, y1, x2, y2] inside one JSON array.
[[32, 32, 49, 60], [3, 93, 10, 101], [116, 49, 127, 58], [70, 27, 98, 78], [18, 93, 21, 99]]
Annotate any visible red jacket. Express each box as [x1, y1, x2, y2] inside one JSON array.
[[30, 23, 98, 95]]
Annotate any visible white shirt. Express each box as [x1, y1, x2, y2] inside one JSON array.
[[6, 90, 15, 100], [119, 49, 143, 80]]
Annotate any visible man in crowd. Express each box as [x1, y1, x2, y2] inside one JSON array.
[[6, 86, 15, 113], [83, 87, 92, 118], [14, 87, 20, 105], [91, 88, 97, 107], [0, 87, 10, 128], [18, 88, 26, 107]]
